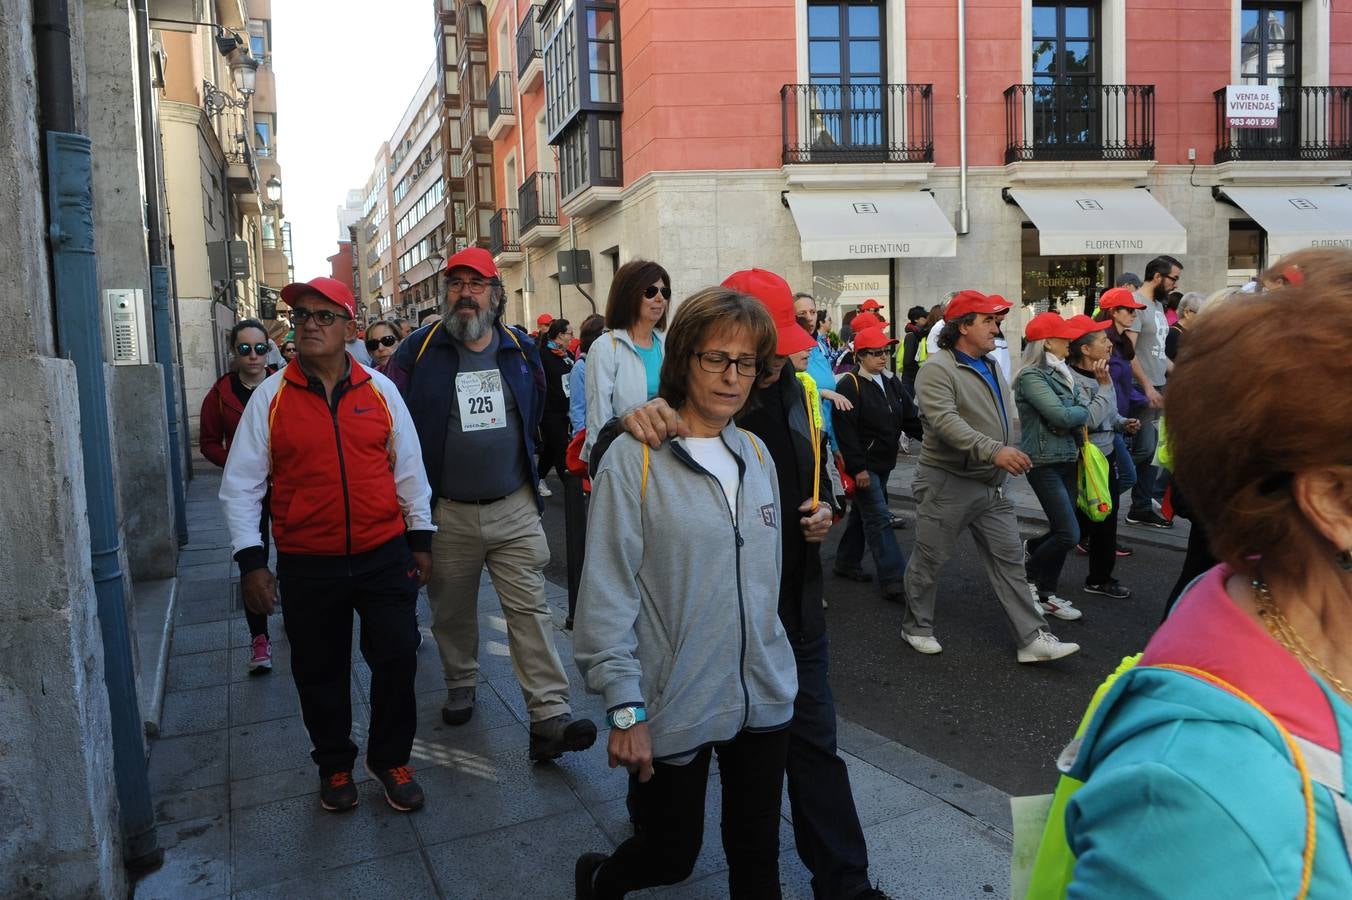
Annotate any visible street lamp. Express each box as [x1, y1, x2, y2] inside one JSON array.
[[264, 175, 282, 205], [429, 250, 445, 273], [398, 277, 411, 293], [231, 51, 259, 96]]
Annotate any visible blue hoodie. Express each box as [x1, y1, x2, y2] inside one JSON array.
[[1063, 566, 1352, 897]]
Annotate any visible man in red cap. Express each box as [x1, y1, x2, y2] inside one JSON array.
[[385, 247, 597, 761], [903, 290, 1081, 663], [220, 275, 435, 813], [534, 311, 554, 338]]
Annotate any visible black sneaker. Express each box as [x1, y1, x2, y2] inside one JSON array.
[[575, 852, 607, 900], [318, 771, 358, 813], [365, 763, 425, 811], [888, 515, 908, 530], [882, 583, 907, 604], [833, 565, 873, 583], [529, 714, 598, 762], [1125, 510, 1173, 528], [1084, 580, 1132, 599]]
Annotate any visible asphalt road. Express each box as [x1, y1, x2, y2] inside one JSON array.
[[536, 473, 1187, 799]]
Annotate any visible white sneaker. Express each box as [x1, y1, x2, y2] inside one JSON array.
[[1041, 595, 1083, 621], [537, 479, 553, 497], [902, 632, 943, 655], [1018, 630, 1081, 663]]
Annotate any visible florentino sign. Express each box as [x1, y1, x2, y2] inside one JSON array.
[[1225, 85, 1280, 128]]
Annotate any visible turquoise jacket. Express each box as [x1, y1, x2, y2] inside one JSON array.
[[1064, 566, 1352, 898], [1015, 365, 1113, 465]]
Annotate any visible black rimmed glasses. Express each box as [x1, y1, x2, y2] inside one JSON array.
[[693, 351, 762, 377], [643, 285, 672, 300], [365, 334, 398, 352], [292, 307, 352, 326], [236, 342, 269, 357], [447, 278, 493, 295]]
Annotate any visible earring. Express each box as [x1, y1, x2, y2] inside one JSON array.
[[1339, 548, 1352, 572]]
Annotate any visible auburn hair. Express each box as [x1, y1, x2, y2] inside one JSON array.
[[1167, 248, 1352, 574], [658, 287, 777, 413], [605, 259, 670, 331]]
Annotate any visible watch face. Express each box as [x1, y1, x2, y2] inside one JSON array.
[[613, 708, 636, 729]]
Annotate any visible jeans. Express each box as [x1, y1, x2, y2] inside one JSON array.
[[1074, 451, 1122, 585], [1025, 461, 1080, 596], [1128, 402, 1160, 517], [786, 636, 871, 899], [1111, 433, 1136, 498], [836, 469, 907, 591], [279, 557, 420, 776], [595, 728, 789, 898]]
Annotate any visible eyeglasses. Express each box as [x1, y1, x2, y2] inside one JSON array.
[[365, 334, 398, 352], [1162, 274, 1180, 283], [693, 350, 762, 377], [643, 285, 672, 300], [236, 342, 269, 357], [292, 307, 352, 326], [280, 345, 297, 355], [856, 348, 890, 359], [447, 278, 493, 295]]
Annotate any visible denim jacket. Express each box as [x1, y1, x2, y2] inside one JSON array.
[[1015, 365, 1114, 465]]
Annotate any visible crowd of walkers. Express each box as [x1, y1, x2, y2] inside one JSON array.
[[207, 242, 1352, 897]]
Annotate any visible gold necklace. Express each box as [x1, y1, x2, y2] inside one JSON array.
[[1251, 579, 1352, 706]]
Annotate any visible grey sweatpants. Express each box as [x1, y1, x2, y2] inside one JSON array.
[[902, 464, 1047, 647]]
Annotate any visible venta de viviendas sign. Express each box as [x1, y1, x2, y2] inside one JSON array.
[[1225, 85, 1280, 128]]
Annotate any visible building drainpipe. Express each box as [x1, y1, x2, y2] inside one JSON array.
[[956, 0, 971, 235], [134, 0, 188, 545], [34, 0, 163, 871]]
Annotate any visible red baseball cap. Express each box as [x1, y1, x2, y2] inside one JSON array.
[[853, 326, 897, 351], [1064, 314, 1113, 338], [537, 312, 554, 327], [944, 290, 1012, 321], [1024, 311, 1080, 342], [850, 312, 888, 332], [1097, 287, 1146, 311], [280, 276, 357, 319], [722, 268, 817, 356], [859, 298, 884, 311], [444, 246, 498, 279]]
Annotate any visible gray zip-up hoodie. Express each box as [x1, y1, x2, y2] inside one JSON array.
[[573, 423, 798, 762]]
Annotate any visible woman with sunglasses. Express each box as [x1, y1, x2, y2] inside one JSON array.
[[200, 318, 278, 675], [364, 320, 400, 371], [581, 259, 671, 463], [280, 339, 297, 362]]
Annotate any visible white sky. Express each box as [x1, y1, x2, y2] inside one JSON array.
[[272, 0, 434, 279]]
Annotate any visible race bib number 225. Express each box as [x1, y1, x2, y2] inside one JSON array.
[[456, 370, 507, 432]]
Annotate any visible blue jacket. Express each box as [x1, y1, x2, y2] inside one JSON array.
[[385, 320, 545, 508], [1015, 365, 1113, 466], [1064, 565, 1352, 897], [569, 355, 588, 438]]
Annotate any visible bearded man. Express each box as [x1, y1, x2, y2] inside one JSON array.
[[385, 247, 597, 762]]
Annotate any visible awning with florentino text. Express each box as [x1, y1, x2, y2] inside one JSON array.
[[1216, 186, 1352, 258], [1008, 187, 1187, 257], [785, 191, 958, 261]]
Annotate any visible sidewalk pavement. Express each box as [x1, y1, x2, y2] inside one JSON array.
[[135, 469, 1015, 899], [888, 451, 1191, 552]]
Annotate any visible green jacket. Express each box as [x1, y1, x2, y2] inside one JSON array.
[[913, 347, 1015, 486], [1015, 366, 1114, 466]]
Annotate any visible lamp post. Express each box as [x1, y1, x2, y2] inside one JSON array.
[[264, 174, 282, 206]]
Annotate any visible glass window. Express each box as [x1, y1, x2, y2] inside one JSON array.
[[1240, 2, 1299, 86], [597, 115, 619, 179], [1021, 226, 1107, 316], [254, 121, 270, 150], [250, 34, 265, 57], [1228, 221, 1263, 284], [806, 2, 887, 152]]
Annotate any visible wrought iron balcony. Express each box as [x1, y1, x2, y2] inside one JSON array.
[[516, 5, 543, 79], [518, 171, 559, 234], [1003, 83, 1155, 163], [781, 83, 933, 164], [1213, 85, 1352, 163], [488, 207, 521, 257], [487, 70, 516, 138]]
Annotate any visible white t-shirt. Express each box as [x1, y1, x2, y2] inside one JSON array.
[[683, 436, 740, 522]]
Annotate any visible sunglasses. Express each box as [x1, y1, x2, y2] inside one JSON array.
[[292, 307, 352, 326], [281, 345, 296, 354], [236, 342, 269, 357], [857, 348, 890, 359], [365, 334, 398, 352], [643, 285, 672, 300]]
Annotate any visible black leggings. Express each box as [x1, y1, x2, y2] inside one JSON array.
[[537, 416, 570, 482], [246, 505, 271, 638]]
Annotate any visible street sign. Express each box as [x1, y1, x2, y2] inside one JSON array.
[[1225, 85, 1280, 128]]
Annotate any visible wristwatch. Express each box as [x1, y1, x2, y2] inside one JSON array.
[[607, 706, 647, 730]]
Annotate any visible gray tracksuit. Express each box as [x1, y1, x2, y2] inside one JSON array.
[[573, 423, 798, 762]]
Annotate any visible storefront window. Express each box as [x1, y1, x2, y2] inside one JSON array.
[[1228, 221, 1263, 285], [810, 258, 891, 336], [1020, 225, 1107, 316]]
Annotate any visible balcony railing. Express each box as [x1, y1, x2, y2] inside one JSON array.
[[1003, 83, 1155, 163], [516, 6, 543, 78], [488, 207, 520, 256], [518, 171, 559, 233], [488, 70, 514, 130], [1213, 85, 1352, 163], [781, 83, 933, 164]]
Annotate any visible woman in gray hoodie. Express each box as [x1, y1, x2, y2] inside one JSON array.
[[573, 287, 799, 899]]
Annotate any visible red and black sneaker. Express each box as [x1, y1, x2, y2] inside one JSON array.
[[319, 771, 358, 813], [366, 763, 425, 812]]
